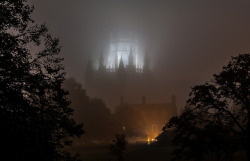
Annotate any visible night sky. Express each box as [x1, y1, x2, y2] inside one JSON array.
[[28, 0, 250, 110]]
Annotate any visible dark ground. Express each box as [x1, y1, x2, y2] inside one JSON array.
[[68, 142, 247, 161], [68, 143, 172, 161]]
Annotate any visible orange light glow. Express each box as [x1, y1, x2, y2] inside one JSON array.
[[147, 137, 157, 145]]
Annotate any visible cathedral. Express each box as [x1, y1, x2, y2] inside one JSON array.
[[85, 33, 153, 108], [84, 33, 177, 141]]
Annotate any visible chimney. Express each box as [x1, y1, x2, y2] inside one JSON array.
[[120, 97, 124, 106], [142, 96, 146, 104]]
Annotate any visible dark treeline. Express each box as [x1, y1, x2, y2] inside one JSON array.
[[0, 1, 83, 161], [163, 54, 250, 161]]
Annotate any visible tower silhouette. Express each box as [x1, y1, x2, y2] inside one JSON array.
[[84, 32, 153, 108]]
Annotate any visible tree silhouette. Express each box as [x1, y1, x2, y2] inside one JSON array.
[[63, 78, 117, 143], [164, 54, 250, 161], [109, 133, 128, 161], [0, 1, 83, 161]]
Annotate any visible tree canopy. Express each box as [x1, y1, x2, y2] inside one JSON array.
[[164, 54, 250, 161], [63, 78, 117, 143], [0, 1, 83, 160]]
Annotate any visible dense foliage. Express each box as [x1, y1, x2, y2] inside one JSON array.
[[63, 78, 116, 143], [0, 0, 83, 160], [164, 54, 250, 161]]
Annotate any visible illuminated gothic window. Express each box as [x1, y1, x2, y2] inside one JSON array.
[[106, 37, 143, 69]]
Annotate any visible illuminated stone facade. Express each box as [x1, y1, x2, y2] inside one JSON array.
[[92, 34, 146, 73]]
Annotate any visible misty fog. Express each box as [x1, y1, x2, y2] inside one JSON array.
[[29, 0, 250, 111]]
